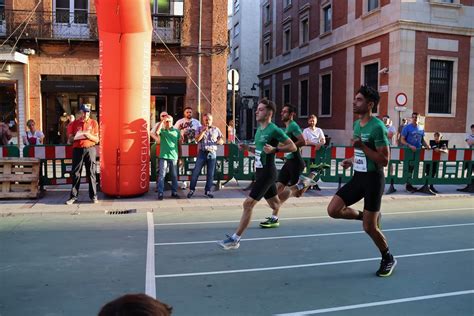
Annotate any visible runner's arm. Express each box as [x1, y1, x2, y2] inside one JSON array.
[[355, 141, 389, 167], [274, 138, 297, 153]]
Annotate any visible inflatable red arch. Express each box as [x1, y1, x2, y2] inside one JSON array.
[[95, 0, 152, 196]]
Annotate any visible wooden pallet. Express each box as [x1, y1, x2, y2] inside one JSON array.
[[0, 158, 40, 199]]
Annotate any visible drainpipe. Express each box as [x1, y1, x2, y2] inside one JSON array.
[[197, 0, 202, 121]]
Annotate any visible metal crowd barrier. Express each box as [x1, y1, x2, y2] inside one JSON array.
[[23, 145, 100, 188], [0, 145, 20, 157], [19, 144, 473, 195]]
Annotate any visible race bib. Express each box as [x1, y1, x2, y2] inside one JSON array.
[[353, 149, 367, 172], [255, 150, 263, 169]]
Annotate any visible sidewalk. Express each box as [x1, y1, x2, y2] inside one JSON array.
[[0, 180, 471, 216]]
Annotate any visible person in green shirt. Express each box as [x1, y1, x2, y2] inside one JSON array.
[[259, 104, 313, 228], [327, 85, 396, 277], [218, 99, 297, 250], [151, 114, 181, 200]]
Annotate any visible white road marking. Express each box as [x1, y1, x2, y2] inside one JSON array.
[[145, 212, 156, 298], [155, 248, 473, 278], [273, 290, 474, 315], [155, 222, 474, 246], [154, 207, 473, 226]]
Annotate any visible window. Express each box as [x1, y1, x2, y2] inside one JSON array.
[[263, 37, 271, 62], [234, 0, 240, 13], [55, 0, 89, 24], [428, 60, 453, 114], [264, 3, 271, 24], [363, 62, 379, 113], [300, 15, 309, 45], [283, 83, 291, 105], [234, 22, 240, 37], [0, 0, 5, 35], [263, 88, 270, 99], [283, 25, 291, 53], [368, 0, 379, 12], [151, 0, 171, 14], [233, 46, 240, 60], [299, 79, 309, 117], [322, 4, 332, 33], [320, 73, 331, 116], [284, 0, 292, 8]]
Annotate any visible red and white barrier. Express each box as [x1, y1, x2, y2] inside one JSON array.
[[420, 148, 473, 161]]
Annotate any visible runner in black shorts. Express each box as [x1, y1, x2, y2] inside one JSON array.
[[218, 99, 297, 250], [260, 104, 307, 228], [327, 85, 397, 277]]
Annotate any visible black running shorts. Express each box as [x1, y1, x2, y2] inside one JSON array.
[[277, 157, 305, 186], [249, 166, 278, 201], [335, 169, 385, 212]]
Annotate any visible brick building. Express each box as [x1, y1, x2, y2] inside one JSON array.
[[259, 0, 474, 147], [0, 0, 228, 146]]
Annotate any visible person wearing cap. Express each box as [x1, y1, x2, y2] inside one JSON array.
[[65, 104, 100, 205]]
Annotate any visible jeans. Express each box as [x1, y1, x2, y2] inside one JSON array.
[[190, 151, 217, 192], [158, 158, 178, 195], [70, 147, 97, 199]]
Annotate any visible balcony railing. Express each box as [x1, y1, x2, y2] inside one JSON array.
[[0, 10, 182, 44]]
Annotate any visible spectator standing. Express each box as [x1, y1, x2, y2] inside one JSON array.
[[396, 118, 407, 146], [0, 120, 13, 145], [187, 113, 224, 198], [174, 106, 201, 143], [153, 114, 180, 200], [382, 115, 397, 146], [65, 104, 100, 205], [425, 132, 448, 193], [400, 112, 430, 192], [59, 112, 70, 144], [227, 119, 235, 143], [23, 119, 44, 145], [302, 114, 326, 190], [302, 115, 326, 148], [458, 124, 474, 192]]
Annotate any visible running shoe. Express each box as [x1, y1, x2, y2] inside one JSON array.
[[204, 191, 214, 198], [187, 190, 194, 198], [259, 217, 280, 228], [217, 234, 240, 250], [65, 197, 77, 205], [376, 255, 397, 277], [295, 174, 317, 191], [309, 162, 331, 172]]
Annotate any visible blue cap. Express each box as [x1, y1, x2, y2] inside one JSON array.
[[80, 104, 91, 112]]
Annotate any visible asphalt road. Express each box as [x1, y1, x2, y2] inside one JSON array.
[[0, 197, 473, 316]]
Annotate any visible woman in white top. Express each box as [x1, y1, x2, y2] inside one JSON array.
[[302, 114, 326, 149], [23, 119, 44, 145]]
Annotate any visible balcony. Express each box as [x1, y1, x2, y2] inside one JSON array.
[[0, 10, 182, 44]]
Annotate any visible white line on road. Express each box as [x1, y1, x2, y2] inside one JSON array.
[[145, 212, 156, 298], [155, 248, 473, 278], [155, 222, 474, 246], [273, 290, 474, 315], [154, 207, 473, 226]]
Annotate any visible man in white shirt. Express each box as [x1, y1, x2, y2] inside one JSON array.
[[174, 106, 201, 144], [382, 115, 397, 146], [302, 114, 326, 190], [303, 114, 326, 149]]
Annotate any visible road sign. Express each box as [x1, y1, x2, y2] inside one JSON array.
[[395, 93, 407, 106], [395, 106, 407, 112], [228, 69, 239, 84], [227, 84, 239, 91]]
